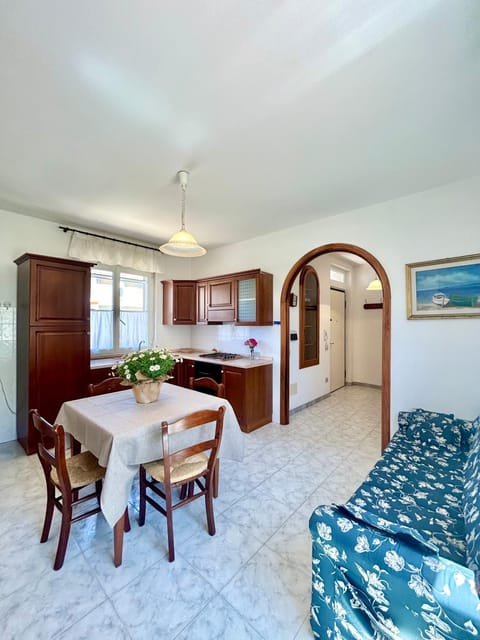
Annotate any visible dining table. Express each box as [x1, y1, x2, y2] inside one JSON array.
[[55, 382, 244, 566]]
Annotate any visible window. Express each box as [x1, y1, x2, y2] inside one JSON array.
[[299, 265, 319, 368], [330, 267, 346, 284], [90, 266, 153, 355]]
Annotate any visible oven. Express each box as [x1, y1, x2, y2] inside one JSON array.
[[194, 360, 223, 384]]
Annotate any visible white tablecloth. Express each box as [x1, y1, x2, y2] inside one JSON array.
[[56, 384, 244, 526]]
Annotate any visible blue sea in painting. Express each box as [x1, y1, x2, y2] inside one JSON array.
[[416, 283, 480, 307]]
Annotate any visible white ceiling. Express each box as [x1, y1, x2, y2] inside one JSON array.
[[0, 1, 479, 250]]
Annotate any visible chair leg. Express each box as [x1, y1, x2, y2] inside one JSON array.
[[95, 479, 102, 507], [123, 507, 131, 532], [213, 459, 220, 499], [40, 482, 55, 543], [165, 487, 175, 562], [205, 485, 216, 536], [54, 501, 72, 570], [138, 467, 146, 526]]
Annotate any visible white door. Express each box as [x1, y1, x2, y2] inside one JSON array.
[[330, 288, 345, 392]]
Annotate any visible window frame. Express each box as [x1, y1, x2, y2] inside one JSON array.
[[90, 264, 154, 358], [299, 265, 320, 369]]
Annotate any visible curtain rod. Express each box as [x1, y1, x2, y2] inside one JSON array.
[[59, 225, 159, 253]]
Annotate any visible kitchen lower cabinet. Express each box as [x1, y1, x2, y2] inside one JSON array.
[[167, 358, 196, 387], [222, 363, 272, 433], [90, 365, 116, 385]]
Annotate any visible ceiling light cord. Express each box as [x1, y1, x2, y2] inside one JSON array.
[[159, 169, 206, 257], [180, 181, 187, 231]]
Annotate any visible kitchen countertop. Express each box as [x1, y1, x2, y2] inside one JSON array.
[[171, 349, 272, 369], [91, 349, 272, 370]]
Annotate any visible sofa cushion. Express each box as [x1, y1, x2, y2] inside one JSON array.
[[397, 408, 468, 449], [463, 416, 480, 591]]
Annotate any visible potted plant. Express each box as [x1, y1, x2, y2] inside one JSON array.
[[113, 347, 178, 403]]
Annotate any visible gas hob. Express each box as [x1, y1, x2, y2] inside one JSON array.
[[199, 352, 242, 360]]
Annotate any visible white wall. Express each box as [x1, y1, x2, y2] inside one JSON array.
[[1, 175, 480, 442], [350, 263, 383, 386], [191, 175, 480, 430]]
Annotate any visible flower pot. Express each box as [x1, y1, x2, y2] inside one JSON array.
[[131, 377, 169, 404]]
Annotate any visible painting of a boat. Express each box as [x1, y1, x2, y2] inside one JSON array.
[[407, 254, 480, 318], [432, 292, 450, 307]]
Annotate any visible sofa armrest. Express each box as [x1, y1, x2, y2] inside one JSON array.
[[310, 504, 479, 640]]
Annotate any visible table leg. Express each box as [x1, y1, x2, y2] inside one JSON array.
[[113, 512, 125, 567]]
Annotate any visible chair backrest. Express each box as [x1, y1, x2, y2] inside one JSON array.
[[88, 376, 125, 396], [161, 406, 226, 486], [30, 409, 71, 493], [188, 376, 225, 398]]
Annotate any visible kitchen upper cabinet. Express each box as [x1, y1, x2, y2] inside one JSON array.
[[206, 278, 236, 322], [162, 280, 197, 325], [221, 363, 272, 432], [15, 253, 93, 454], [198, 269, 273, 326], [236, 270, 273, 325]]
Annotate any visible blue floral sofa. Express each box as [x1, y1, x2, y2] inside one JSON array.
[[309, 409, 480, 639]]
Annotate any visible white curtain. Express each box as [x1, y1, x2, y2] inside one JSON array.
[[91, 310, 148, 353], [68, 232, 164, 273]]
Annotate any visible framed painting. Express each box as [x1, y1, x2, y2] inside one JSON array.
[[406, 253, 480, 319]]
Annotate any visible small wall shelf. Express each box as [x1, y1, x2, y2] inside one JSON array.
[[363, 303, 383, 310]]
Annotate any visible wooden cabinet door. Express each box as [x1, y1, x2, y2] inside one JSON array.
[[236, 271, 273, 326], [30, 257, 91, 325], [197, 283, 207, 324], [222, 366, 245, 427], [207, 279, 236, 322], [183, 359, 196, 387], [23, 327, 90, 453], [173, 282, 196, 324], [223, 364, 273, 433], [162, 280, 196, 324]]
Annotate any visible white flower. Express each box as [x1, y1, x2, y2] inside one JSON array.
[[384, 550, 405, 571], [324, 544, 340, 561], [316, 522, 332, 540], [337, 518, 353, 533], [354, 535, 370, 553], [408, 573, 430, 598], [149, 365, 155, 371]]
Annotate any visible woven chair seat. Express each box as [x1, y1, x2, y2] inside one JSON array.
[[144, 452, 208, 484], [51, 451, 105, 489]]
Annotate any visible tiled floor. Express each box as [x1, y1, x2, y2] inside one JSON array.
[[0, 385, 381, 640]]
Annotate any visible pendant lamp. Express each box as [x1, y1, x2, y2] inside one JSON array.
[[160, 170, 206, 257]]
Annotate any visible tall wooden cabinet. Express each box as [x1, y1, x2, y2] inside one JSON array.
[[15, 254, 93, 454]]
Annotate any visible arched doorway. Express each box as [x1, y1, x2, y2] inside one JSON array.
[[280, 243, 391, 450]]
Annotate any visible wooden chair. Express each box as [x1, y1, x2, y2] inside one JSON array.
[[188, 376, 225, 497], [88, 376, 125, 396], [138, 405, 226, 562], [31, 408, 106, 570], [188, 376, 225, 398]]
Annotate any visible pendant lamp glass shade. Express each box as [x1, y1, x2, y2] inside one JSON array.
[[366, 278, 382, 291], [159, 170, 206, 257]]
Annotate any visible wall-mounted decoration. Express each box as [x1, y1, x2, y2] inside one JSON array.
[[406, 253, 480, 319]]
